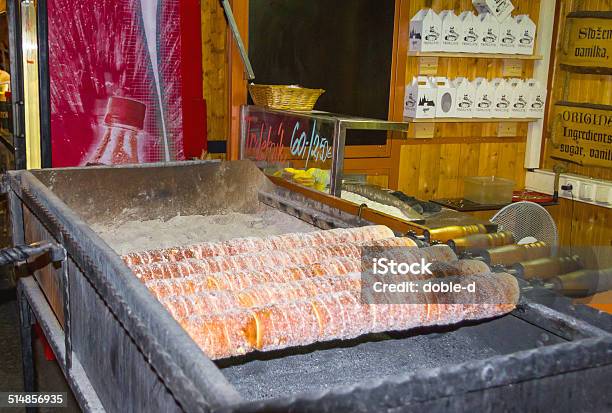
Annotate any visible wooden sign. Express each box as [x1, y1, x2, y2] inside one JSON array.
[[559, 11, 612, 74], [551, 102, 612, 168]]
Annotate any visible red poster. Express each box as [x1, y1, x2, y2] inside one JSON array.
[[48, 0, 205, 167]]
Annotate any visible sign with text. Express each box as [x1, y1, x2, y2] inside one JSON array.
[[241, 106, 335, 191], [551, 102, 612, 168], [241, 106, 334, 168], [559, 12, 612, 73]]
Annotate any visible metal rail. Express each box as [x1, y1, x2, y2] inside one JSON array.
[[18, 276, 105, 412], [221, 0, 255, 81], [0, 241, 65, 266]]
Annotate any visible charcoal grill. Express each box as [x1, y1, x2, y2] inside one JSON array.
[[3, 160, 612, 413]]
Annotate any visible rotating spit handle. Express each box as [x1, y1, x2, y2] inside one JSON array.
[[404, 230, 428, 247], [551, 268, 612, 298], [0, 241, 66, 266]]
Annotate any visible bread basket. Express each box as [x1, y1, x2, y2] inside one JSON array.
[[248, 84, 325, 111]]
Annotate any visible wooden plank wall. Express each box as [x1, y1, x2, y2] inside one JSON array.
[[541, 0, 611, 252], [548, 199, 612, 266], [391, 0, 541, 200], [201, 0, 229, 144], [543, 0, 612, 180]]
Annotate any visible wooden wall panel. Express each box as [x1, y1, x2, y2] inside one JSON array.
[[547, 199, 612, 267], [542, 0, 612, 182], [201, 0, 229, 143], [227, 0, 249, 160], [397, 139, 527, 199], [438, 143, 461, 197], [418, 145, 442, 199], [391, 0, 541, 199], [398, 144, 421, 191], [457, 142, 480, 195], [540, 0, 612, 250], [366, 175, 390, 188]]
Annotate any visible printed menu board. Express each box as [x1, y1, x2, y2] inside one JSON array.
[[551, 102, 612, 168], [559, 12, 612, 74]]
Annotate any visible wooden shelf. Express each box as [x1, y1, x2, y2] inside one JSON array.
[[403, 136, 528, 144], [559, 63, 612, 76], [404, 117, 540, 123], [408, 51, 543, 60]]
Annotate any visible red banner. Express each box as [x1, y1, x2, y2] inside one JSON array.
[[48, 0, 205, 167]]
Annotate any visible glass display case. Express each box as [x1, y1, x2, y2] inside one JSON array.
[[240, 105, 406, 195]]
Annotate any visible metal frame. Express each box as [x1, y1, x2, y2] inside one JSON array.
[[240, 105, 408, 197], [234, 334, 612, 412], [7, 0, 26, 169], [5, 162, 612, 412], [5, 0, 52, 169], [18, 276, 105, 412], [17, 268, 612, 413], [329, 121, 343, 196], [7, 164, 243, 412]]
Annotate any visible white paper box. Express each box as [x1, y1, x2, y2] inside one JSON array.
[[473, 77, 494, 118], [453, 77, 476, 118], [434, 77, 457, 117], [525, 79, 547, 118], [491, 78, 512, 118], [478, 13, 500, 54], [458, 11, 480, 52], [439, 10, 462, 52], [515, 15, 536, 55], [498, 15, 519, 54], [472, 0, 514, 23], [404, 76, 438, 118], [409, 9, 442, 52], [508, 78, 529, 118]]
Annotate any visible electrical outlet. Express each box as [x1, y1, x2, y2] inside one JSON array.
[[502, 59, 524, 77], [526, 170, 612, 209], [411, 123, 435, 139], [564, 179, 578, 195], [418, 56, 439, 76], [580, 183, 594, 201], [595, 186, 610, 205]]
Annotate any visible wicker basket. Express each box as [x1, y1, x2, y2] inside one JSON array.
[[248, 84, 325, 111]]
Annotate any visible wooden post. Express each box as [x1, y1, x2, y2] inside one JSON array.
[[227, 0, 249, 160], [524, 0, 558, 168], [388, 0, 410, 189]]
